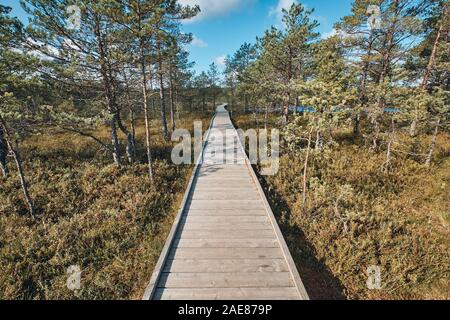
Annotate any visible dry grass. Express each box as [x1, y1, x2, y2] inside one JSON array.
[[233, 111, 449, 300], [0, 113, 209, 299]]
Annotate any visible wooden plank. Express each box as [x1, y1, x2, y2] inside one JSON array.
[[197, 172, 250, 178], [168, 248, 284, 259], [202, 161, 247, 166], [163, 259, 288, 273], [193, 180, 255, 187], [198, 167, 249, 173], [178, 230, 276, 239], [191, 191, 260, 200], [199, 165, 248, 173], [181, 222, 272, 231], [187, 200, 265, 210], [200, 164, 248, 168], [158, 272, 294, 288], [173, 238, 279, 248], [186, 209, 267, 216], [154, 287, 300, 300], [192, 186, 257, 192], [202, 151, 247, 158], [196, 176, 251, 180], [182, 215, 270, 223]]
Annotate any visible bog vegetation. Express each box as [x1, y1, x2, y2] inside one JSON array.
[[0, 0, 448, 299]]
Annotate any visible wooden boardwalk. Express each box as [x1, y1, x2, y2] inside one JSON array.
[[143, 104, 309, 300]]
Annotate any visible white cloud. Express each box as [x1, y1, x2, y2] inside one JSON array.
[[179, 0, 255, 23], [269, 0, 297, 23], [214, 55, 226, 68], [322, 28, 337, 39], [191, 35, 208, 48], [322, 28, 359, 40]]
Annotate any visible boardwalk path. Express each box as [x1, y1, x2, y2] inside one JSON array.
[[143, 104, 309, 300]]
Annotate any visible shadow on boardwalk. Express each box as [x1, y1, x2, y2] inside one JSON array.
[[254, 167, 347, 300]]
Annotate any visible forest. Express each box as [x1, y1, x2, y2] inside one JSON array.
[[0, 0, 448, 300]]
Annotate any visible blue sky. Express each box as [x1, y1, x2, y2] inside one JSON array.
[[6, 0, 353, 74]]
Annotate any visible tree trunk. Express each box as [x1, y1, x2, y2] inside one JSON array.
[[253, 105, 258, 127], [137, 4, 154, 181], [384, 119, 395, 172], [283, 104, 289, 126], [425, 118, 440, 167], [117, 114, 135, 164], [110, 114, 121, 166], [315, 130, 322, 150], [157, 42, 169, 140], [11, 143, 35, 218], [354, 31, 373, 136], [122, 68, 137, 161], [264, 105, 269, 130], [158, 70, 169, 139], [282, 91, 290, 125], [411, 6, 447, 137], [169, 68, 176, 131], [421, 6, 447, 90], [372, 120, 380, 149], [409, 119, 418, 138], [0, 118, 34, 218], [142, 77, 154, 181], [371, 1, 398, 145], [377, 4, 397, 107], [175, 88, 180, 122], [244, 94, 249, 113], [131, 109, 136, 146], [202, 93, 206, 113], [130, 109, 136, 161], [0, 126, 8, 178], [302, 128, 313, 209], [353, 113, 361, 136], [94, 15, 121, 166]]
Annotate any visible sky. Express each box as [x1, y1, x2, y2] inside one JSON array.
[[6, 0, 353, 74]]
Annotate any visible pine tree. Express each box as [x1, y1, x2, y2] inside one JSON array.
[[207, 62, 221, 112], [167, 34, 195, 130], [409, 0, 448, 137], [225, 43, 258, 112], [0, 5, 37, 217], [257, 3, 319, 124], [23, 0, 127, 166], [194, 71, 209, 113]]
